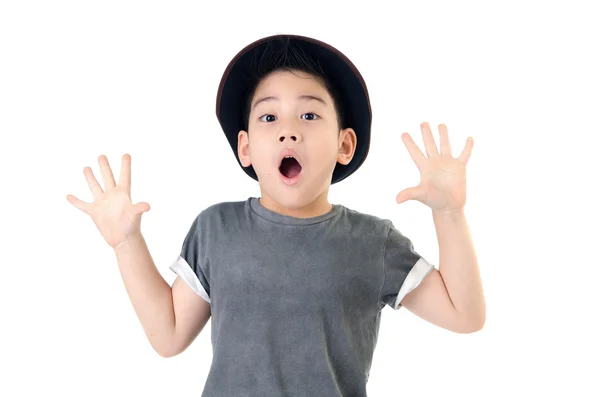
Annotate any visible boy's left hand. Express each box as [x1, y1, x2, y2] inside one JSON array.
[[395, 122, 474, 215]]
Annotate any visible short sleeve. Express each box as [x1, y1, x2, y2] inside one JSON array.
[[379, 221, 434, 310], [169, 213, 211, 304]]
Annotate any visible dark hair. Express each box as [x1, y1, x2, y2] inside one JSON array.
[[241, 37, 345, 132]]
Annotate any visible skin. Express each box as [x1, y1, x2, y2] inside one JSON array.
[[66, 156, 211, 357], [237, 69, 356, 218], [66, 69, 485, 359]]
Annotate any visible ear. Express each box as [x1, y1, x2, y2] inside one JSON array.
[[337, 128, 356, 165], [237, 130, 252, 167]]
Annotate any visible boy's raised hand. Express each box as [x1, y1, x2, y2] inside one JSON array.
[[67, 154, 150, 250], [395, 122, 473, 215]]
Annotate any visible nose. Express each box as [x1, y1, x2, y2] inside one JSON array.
[[276, 115, 303, 143], [277, 132, 298, 142], [276, 128, 301, 143]]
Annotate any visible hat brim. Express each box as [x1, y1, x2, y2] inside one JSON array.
[[216, 34, 372, 184]]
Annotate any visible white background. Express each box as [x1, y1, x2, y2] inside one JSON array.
[[1, 1, 598, 396]]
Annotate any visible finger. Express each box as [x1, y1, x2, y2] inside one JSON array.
[[66, 194, 91, 214], [396, 186, 426, 204], [98, 155, 117, 190], [438, 124, 453, 157], [127, 202, 151, 224], [401, 132, 427, 170], [118, 154, 132, 195], [132, 202, 151, 216], [84, 166, 104, 199], [458, 137, 474, 164], [421, 122, 439, 157]]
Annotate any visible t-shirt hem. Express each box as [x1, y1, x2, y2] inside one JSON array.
[[169, 255, 211, 304], [394, 257, 434, 310]]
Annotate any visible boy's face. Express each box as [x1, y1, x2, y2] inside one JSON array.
[[237, 69, 356, 213]]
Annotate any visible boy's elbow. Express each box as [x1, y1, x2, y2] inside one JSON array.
[[459, 319, 485, 334], [155, 345, 175, 358], [456, 309, 486, 334], [155, 344, 182, 358], [147, 335, 180, 358]]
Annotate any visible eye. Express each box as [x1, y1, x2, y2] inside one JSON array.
[[259, 114, 277, 122], [301, 113, 319, 121]]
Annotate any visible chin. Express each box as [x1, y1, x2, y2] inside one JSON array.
[[260, 178, 326, 210]]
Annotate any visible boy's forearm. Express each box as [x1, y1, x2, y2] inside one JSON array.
[[113, 233, 175, 356], [433, 209, 486, 328]]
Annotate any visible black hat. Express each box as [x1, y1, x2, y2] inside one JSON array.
[[215, 34, 372, 184]]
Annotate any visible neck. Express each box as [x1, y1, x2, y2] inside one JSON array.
[[258, 190, 332, 218]]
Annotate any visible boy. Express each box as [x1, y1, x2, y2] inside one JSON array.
[[67, 34, 485, 396]]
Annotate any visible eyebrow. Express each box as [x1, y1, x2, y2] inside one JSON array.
[[252, 95, 327, 110]]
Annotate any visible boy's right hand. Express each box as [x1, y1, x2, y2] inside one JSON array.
[[67, 154, 150, 251]]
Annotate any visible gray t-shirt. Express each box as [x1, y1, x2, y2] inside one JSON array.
[[169, 197, 433, 397]]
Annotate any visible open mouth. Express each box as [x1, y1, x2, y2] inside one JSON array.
[[279, 156, 302, 179]]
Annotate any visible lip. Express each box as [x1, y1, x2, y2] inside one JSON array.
[[277, 148, 303, 167], [277, 148, 303, 186]]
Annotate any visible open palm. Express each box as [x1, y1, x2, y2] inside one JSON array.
[[396, 122, 473, 214], [66, 154, 150, 250]]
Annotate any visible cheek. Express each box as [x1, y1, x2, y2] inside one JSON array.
[[310, 137, 340, 162], [247, 137, 271, 166]]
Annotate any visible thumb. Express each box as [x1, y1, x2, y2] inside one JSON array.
[[396, 186, 425, 204], [131, 202, 151, 216]]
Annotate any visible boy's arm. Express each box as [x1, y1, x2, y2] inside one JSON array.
[[114, 233, 210, 357], [395, 123, 484, 333], [400, 209, 485, 333], [170, 276, 211, 356]]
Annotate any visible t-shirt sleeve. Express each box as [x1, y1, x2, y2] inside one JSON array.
[[169, 213, 211, 304], [379, 221, 434, 310]]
